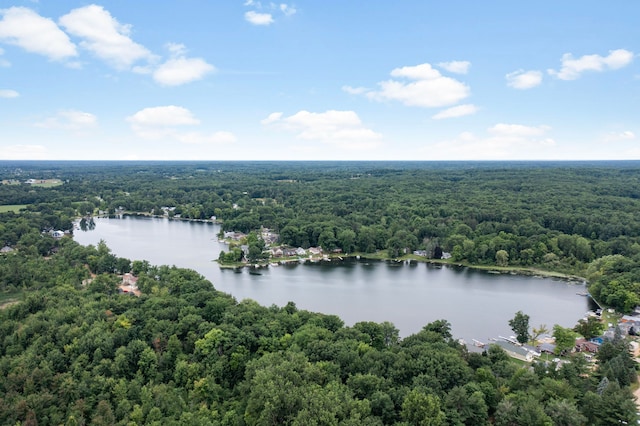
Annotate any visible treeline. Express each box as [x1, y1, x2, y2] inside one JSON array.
[[0, 212, 638, 425], [2, 160, 640, 309]]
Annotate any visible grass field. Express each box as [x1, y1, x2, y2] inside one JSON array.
[[0, 204, 27, 213], [29, 179, 63, 187]]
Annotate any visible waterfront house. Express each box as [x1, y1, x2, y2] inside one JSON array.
[[118, 273, 141, 296], [491, 341, 540, 362], [283, 248, 298, 257], [309, 247, 323, 256], [574, 338, 600, 354], [538, 342, 557, 355]]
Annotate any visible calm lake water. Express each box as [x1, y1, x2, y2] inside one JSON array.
[[73, 216, 594, 340]]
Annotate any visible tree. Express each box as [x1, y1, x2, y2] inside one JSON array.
[[552, 325, 577, 355], [401, 389, 446, 426], [495, 250, 509, 267], [509, 311, 530, 344], [337, 229, 356, 253], [544, 399, 586, 426], [573, 316, 604, 340], [530, 324, 549, 346]]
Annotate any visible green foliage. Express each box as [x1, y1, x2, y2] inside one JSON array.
[[508, 311, 530, 344], [401, 389, 446, 426], [2, 161, 640, 425], [573, 316, 604, 339], [552, 325, 578, 355]]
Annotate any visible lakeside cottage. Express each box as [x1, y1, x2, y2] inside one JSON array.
[[491, 340, 540, 362], [118, 273, 141, 297]]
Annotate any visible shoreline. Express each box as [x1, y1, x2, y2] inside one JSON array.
[[80, 214, 588, 284], [217, 252, 587, 284]]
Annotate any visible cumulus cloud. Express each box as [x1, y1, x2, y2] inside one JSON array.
[[153, 57, 214, 85], [354, 63, 470, 108], [127, 106, 199, 129], [437, 60, 470, 74], [127, 105, 234, 144], [260, 112, 283, 125], [0, 6, 77, 61], [280, 4, 297, 16], [431, 104, 477, 120], [506, 70, 543, 89], [59, 5, 154, 70], [244, 2, 295, 25], [548, 49, 634, 80], [262, 109, 382, 149], [245, 11, 274, 25], [0, 89, 19, 98], [0, 144, 47, 160], [35, 110, 97, 130]]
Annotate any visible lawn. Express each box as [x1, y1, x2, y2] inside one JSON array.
[[30, 179, 63, 187], [0, 204, 27, 213]]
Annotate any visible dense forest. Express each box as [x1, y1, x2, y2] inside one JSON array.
[[1, 160, 640, 424], [2, 161, 640, 310]]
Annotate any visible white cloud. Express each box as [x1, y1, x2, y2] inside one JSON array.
[[127, 105, 234, 144], [59, 5, 154, 70], [280, 4, 297, 16], [390, 63, 441, 80], [358, 63, 470, 108], [342, 85, 369, 95], [437, 60, 470, 74], [127, 106, 199, 128], [506, 70, 543, 89], [263, 109, 382, 149], [166, 42, 187, 56], [35, 110, 97, 130], [0, 6, 77, 61], [548, 49, 634, 80], [153, 57, 215, 86], [260, 112, 283, 125], [245, 11, 274, 25], [603, 130, 635, 142], [0, 89, 19, 98], [244, 2, 294, 26], [431, 104, 477, 120], [0, 144, 47, 160]]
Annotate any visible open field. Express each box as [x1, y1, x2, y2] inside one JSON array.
[[29, 179, 63, 187], [0, 204, 27, 213]]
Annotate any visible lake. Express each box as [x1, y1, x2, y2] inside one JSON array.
[[73, 216, 594, 340]]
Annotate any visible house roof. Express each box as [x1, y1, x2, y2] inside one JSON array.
[[492, 340, 531, 357]]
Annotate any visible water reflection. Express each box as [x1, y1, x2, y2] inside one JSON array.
[[73, 216, 592, 340]]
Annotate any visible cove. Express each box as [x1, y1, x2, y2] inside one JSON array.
[[73, 216, 594, 340]]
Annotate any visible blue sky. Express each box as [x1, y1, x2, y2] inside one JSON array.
[[0, 1, 638, 161]]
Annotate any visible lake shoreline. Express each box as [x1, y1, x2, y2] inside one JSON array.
[[217, 252, 588, 284], [91, 213, 588, 285]]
